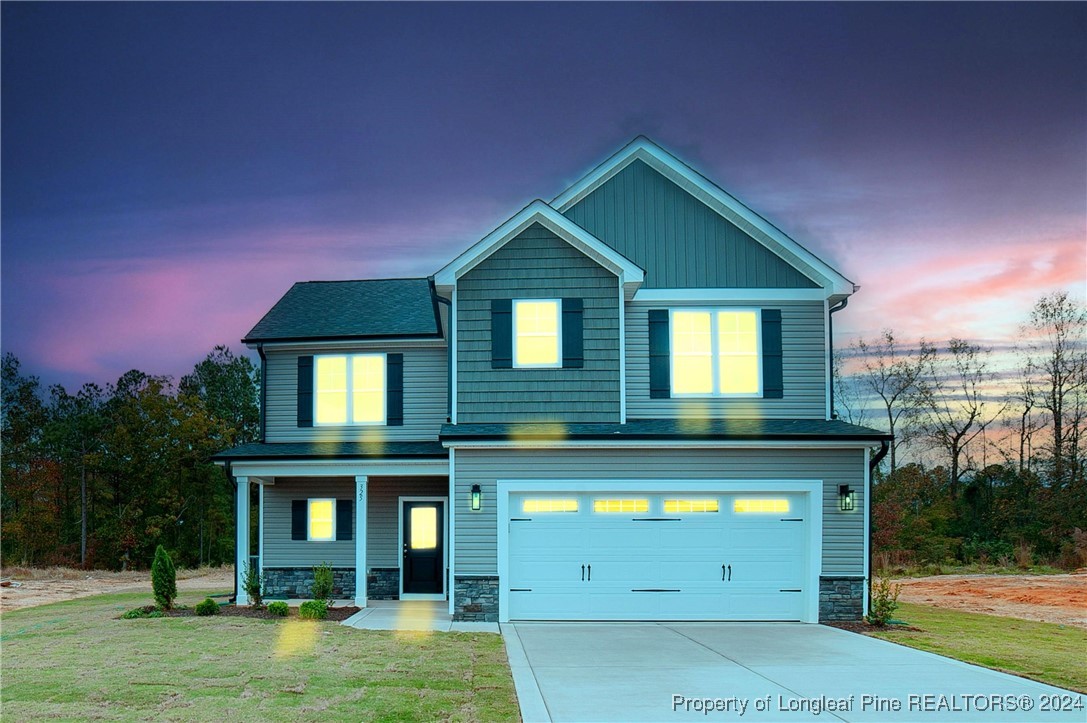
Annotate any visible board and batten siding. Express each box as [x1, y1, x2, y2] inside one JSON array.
[[262, 478, 355, 568], [453, 447, 864, 577], [456, 223, 621, 423], [264, 343, 447, 442], [627, 299, 826, 418], [563, 159, 820, 290], [366, 476, 448, 568]]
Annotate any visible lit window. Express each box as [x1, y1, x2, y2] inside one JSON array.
[[733, 498, 790, 514], [523, 499, 579, 513], [410, 506, 437, 550], [514, 300, 560, 367], [308, 499, 335, 540], [593, 499, 649, 513], [314, 354, 385, 425], [671, 310, 760, 396], [664, 499, 720, 513]]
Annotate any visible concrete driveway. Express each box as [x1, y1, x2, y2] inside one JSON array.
[[502, 622, 1085, 722]]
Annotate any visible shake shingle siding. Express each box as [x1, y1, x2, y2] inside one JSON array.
[[456, 223, 621, 423]]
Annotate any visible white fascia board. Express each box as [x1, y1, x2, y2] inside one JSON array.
[[256, 338, 446, 351], [552, 138, 855, 297], [632, 288, 830, 303], [443, 440, 884, 451], [433, 200, 644, 288], [228, 458, 448, 479]]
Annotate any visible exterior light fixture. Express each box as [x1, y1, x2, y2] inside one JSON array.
[[470, 484, 482, 511], [838, 484, 855, 512]]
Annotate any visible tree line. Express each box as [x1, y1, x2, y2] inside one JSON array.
[[1, 347, 258, 569], [836, 291, 1087, 569]]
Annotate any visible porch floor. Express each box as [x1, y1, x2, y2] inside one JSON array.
[[342, 600, 499, 633]]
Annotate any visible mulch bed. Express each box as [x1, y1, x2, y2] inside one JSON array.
[[120, 604, 361, 621], [824, 620, 922, 634]]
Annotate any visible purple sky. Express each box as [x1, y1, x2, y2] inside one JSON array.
[[3, 3, 1085, 391]]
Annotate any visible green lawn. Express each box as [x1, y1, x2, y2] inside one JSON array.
[[1, 590, 520, 722], [871, 602, 1087, 694]]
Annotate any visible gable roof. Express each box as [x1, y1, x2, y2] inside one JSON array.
[[433, 199, 644, 291], [551, 137, 856, 299], [243, 278, 441, 344]]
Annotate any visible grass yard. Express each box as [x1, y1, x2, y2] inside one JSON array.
[[1, 589, 520, 721], [872, 602, 1087, 694]]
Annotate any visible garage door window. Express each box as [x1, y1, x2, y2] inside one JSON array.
[[593, 499, 649, 513], [733, 498, 790, 513], [663, 499, 720, 513], [522, 499, 579, 513]]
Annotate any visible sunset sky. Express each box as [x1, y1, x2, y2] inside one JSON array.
[[3, 3, 1084, 391]]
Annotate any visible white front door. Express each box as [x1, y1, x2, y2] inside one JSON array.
[[507, 491, 809, 621]]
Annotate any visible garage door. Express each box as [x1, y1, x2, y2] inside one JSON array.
[[507, 492, 809, 621]]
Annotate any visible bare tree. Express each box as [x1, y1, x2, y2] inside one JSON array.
[[918, 339, 1006, 494], [850, 330, 932, 471], [831, 348, 868, 427]]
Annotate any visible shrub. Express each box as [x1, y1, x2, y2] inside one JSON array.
[[299, 600, 327, 620], [866, 576, 902, 627], [311, 562, 334, 605], [195, 597, 220, 616], [267, 601, 290, 617], [242, 562, 263, 608], [122, 605, 164, 619], [151, 545, 177, 610]]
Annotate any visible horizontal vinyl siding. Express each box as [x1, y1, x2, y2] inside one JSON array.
[[453, 447, 864, 577], [563, 159, 819, 289], [263, 478, 355, 568], [457, 223, 621, 423], [627, 300, 826, 418], [264, 343, 447, 442], [366, 476, 448, 568]]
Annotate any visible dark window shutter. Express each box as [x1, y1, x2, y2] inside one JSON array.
[[386, 353, 404, 426], [561, 298, 584, 368], [648, 310, 670, 398], [761, 309, 784, 399], [491, 299, 513, 368], [291, 500, 307, 540], [336, 499, 353, 540], [297, 356, 314, 427]]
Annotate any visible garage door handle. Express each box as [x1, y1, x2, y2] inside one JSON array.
[[632, 518, 681, 521], [727, 564, 732, 582], [722, 564, 726, 581], [631, 589, 681, 593], [581, 564, 585, 581], [780, 589, 802, 593], [587, 564, 591, 582]]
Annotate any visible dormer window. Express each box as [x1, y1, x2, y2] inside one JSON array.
[[314, 353, 386, 425], [671, 310, 760, 396], [513, 300, 561, 368]]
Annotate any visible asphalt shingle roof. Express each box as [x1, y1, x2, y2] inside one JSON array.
[[213, 440, 448, 461], [243, 278, 441, 343], [440, 418, 891, 442]]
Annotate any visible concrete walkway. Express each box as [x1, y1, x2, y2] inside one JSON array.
[[341, 600, 499, 633], [503, 622, 1085, 722]]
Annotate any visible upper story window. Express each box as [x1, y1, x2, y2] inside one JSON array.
[[314, 353, 386, 425], [671, 310, 760, 396], [514, 300, 561, 368]]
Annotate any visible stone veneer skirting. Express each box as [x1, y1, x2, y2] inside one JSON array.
[[263, 567, 355, 599], [453, 575, 499, 622], [819, 575, 865, 622], [367, 567, 400, 600]]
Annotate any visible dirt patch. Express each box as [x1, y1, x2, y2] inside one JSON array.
[[0, 566, 234, 612], [893, 573, 1087, 628]]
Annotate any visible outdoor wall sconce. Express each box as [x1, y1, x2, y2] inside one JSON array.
[[838, 484, 855, 512], [470, 484, 482, 511]]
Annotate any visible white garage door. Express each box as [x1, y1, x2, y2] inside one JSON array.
[[507, 492, 809, 621]]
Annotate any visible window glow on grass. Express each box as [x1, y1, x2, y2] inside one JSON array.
[[522, 499, 579, 513], [308, 499, 335, 540], [664, 499, 720, 513], [410, 506, 438, 549], [593, 498, 649, 513], [515, 300, 560, 367], [733, 498, 789, 513]]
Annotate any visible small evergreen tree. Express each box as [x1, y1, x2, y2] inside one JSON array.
[[242, 561, 263, 608], [151, 545, 177, 610], [311, 562, 334, 605]]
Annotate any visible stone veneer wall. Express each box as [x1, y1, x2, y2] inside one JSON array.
[[819, 576, 865, 621], [263, 567, 355, 599], [367, 568, 400, 600], [453, 575, 499, 622]]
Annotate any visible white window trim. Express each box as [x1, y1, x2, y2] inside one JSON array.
[[313, 352, 387, 426], [513, 299, 563, 369], [307, 497, 337, 542], [669, 308, 763, 398]]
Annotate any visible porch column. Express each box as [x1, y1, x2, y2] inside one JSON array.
[[355, 475, 368, 607], [235, 476, 250, 606]]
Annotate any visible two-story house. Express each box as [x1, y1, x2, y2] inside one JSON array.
[[215, 137, 891, 623]]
